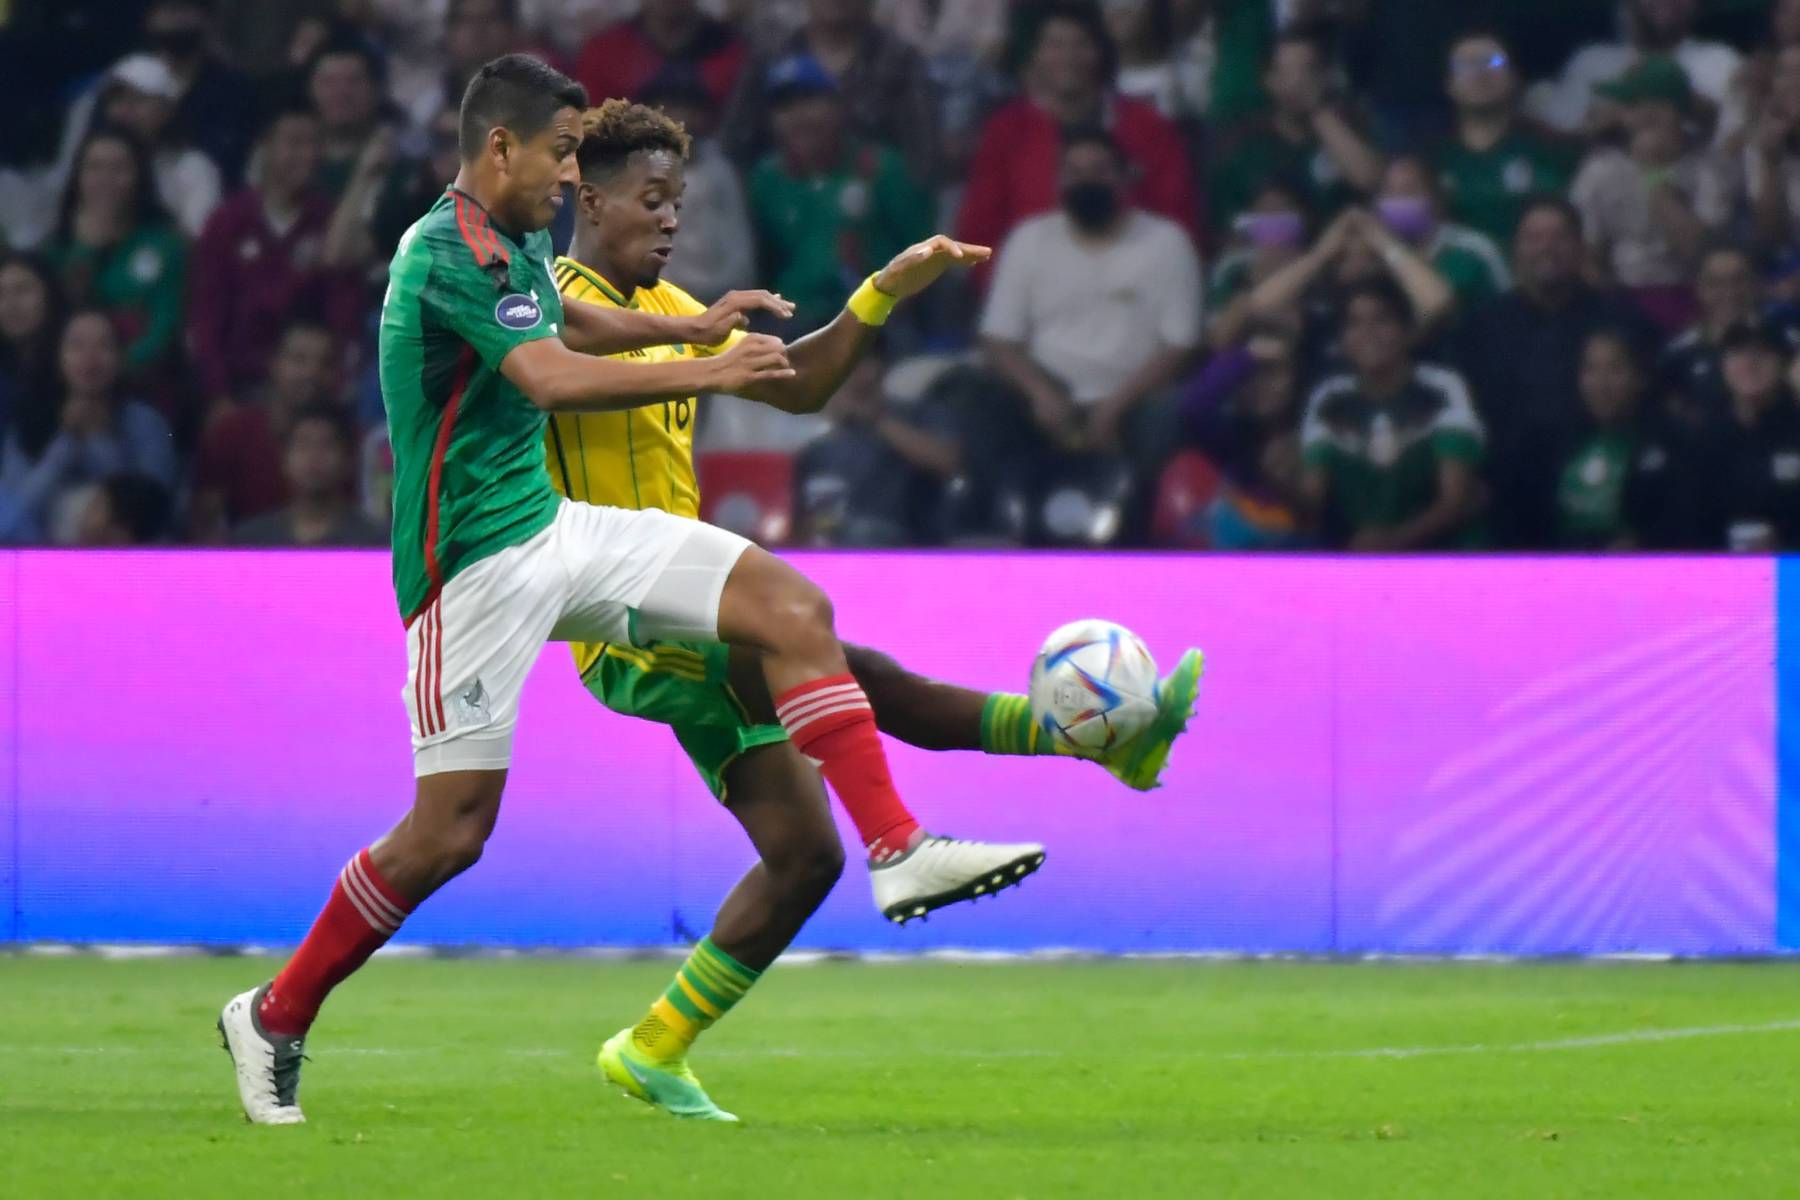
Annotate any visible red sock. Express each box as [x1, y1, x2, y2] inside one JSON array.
[[259, 848, 414, 1036], [776, 674, 921, 861]]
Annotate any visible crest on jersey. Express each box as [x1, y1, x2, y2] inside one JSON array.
[[495, 294, 542, 330]]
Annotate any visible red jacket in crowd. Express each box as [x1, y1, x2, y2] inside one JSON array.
[[956, 94, 1201, 278], [187, 189, 363, 400]]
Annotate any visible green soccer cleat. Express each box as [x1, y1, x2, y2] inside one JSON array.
[[1100, 648, 1205, 792], [598, 1029, 739, 1123]]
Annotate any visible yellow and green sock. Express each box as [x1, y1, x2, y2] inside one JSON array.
[[630, 937, 762, 1063], [979, 693, 1075, 757]]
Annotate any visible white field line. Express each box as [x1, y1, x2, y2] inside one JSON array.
[[5, 1019, 1800, 1063]]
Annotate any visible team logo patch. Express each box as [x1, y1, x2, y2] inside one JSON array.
[[495, 293, 542, 330]]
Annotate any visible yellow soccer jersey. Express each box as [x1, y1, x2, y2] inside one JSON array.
[[550, 257, 742, 678], [546, 257, 743, 520]]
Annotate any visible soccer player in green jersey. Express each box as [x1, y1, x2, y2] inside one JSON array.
[[218, 55, 1040, 1127]]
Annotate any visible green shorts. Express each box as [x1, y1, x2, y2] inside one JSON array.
[[580, 640, 789, 801]]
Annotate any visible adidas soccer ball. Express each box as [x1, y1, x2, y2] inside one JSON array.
[[1029, 619, 1160, 753]]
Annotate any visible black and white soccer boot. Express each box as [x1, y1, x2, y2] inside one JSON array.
[[218, 983, 307, 1125], [870, 835, 1046, 924]]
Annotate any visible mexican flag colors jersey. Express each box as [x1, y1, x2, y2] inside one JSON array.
[[378, 187, 565, 620]]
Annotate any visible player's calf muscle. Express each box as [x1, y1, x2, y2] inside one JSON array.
[[369, 772, 506, 900]]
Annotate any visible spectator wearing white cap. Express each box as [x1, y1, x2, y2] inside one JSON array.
[[93, 54, 223, 238]]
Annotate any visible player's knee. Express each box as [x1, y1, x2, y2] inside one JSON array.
[[428, 819, 488, 878], [768, 825, 844, 901], [771, 580, 835, 653]]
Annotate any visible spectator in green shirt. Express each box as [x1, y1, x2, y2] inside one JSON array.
[[1551, 326, 1691, 549], [747, 54, 934, 332], [1375, 154, 1511, 315], [1208, 23, 1383, 240], [1299, 278, 1485, 551], [1431, 30, 1580, 249], [43, 128, 187, 377]]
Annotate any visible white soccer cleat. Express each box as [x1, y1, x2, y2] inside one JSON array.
[[870, 835, 1046, 924], [218, 984, 307, 1125]]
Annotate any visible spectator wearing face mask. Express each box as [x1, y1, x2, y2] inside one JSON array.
[[957, 2, 1199, 273], [1208, 23, 1383, 243], [1205, 177, 1312, 352], [977, 127, 1201, 534], [1373, 155, 1510, 316], [140, 0, 258, 185]]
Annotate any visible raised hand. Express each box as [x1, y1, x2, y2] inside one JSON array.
[[873, 235, 993, 300]]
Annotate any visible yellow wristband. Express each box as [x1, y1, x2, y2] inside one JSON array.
[[847, 274, 898, 326]]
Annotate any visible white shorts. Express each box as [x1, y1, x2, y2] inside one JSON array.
[[404, 499, 751, 776]]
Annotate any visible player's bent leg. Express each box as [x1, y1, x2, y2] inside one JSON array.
[[720, 645, 1046, 923], [730, 638, 1205, 791], [600, 743, 839, 1122], [224, 527, 558, 1125]]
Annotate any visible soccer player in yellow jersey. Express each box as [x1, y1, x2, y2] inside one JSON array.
[[557, 101, 1204, 1120]]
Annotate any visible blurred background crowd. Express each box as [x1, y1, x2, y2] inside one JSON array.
[[1, 0, 1798, 551]]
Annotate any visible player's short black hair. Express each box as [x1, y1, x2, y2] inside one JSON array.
[[1342, 277, 1414, 328], [1059, 124, 1127, 168], [287, 403, 358, 452], [577, 98, 692, 184], [459, 53, 587, 160], [1513, 192, 1583, 241], [96, 473, 173, 545]]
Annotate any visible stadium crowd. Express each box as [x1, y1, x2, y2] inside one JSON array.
[[1, 0, 1798, 551]]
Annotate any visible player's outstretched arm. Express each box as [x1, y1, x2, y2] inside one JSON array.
[[560, 290, 795, 355], [504, 332, 794, 413], [733, 235, 990, 413]]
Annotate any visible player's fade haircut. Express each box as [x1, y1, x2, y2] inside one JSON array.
[[576, 98, 692, 184], [458, 54, 588, 161]]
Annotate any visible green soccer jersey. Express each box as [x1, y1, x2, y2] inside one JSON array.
[[379, 188, 565, 619], [1432, 128, 1579, 248], [1301, 364, 1486, 544]]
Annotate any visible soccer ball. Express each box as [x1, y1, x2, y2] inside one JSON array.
[[1028, 619, 1160, 753]]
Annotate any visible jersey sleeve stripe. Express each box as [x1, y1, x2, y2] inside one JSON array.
[[452, 194, 490, 265], [424, 347, 478, 594]]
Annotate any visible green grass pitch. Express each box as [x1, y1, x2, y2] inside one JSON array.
[[4, 955, 1800, 1198]]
